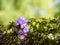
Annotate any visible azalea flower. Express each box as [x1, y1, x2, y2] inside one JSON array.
[[14, 16, 28, 28], [18, 27, 29, 35], [18, 29, 24, 35], [14, 16, 29, 40]]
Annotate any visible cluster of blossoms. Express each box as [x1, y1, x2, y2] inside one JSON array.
[[14, 16, 29, 40]]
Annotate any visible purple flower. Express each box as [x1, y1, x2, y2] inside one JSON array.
[[18, 27, 29, 35], [23, 27, 29, 33], [20, 24, 26, 28], [18, 29, 23, 35], [14, 16, 29, 41], [14, 16, 28, 28], [57, 36, 60, 40]]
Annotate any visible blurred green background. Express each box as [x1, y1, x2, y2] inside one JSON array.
[[0, 0, 60, 25]]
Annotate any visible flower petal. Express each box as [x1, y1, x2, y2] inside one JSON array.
[[18, 30, 23, 35]]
